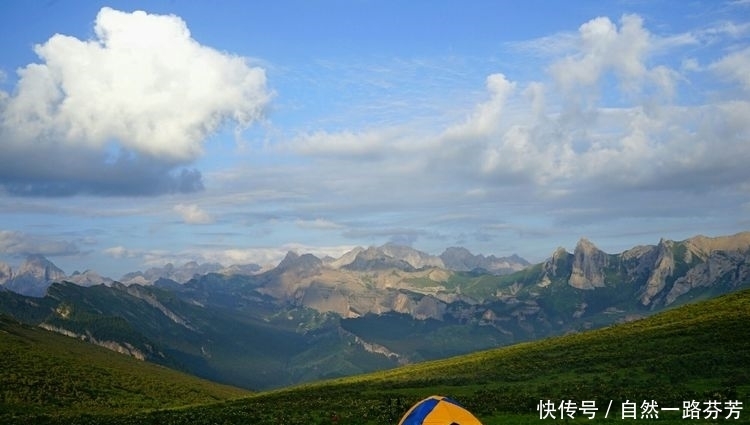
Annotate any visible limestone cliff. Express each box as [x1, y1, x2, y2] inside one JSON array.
[[568, 238, 609, 290], [640, 239, 675, 306]]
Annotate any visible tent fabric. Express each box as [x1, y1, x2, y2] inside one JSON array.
[[398, 395, 483, 425]]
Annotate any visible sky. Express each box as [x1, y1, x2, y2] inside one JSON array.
[[1, 0, 749, 279]]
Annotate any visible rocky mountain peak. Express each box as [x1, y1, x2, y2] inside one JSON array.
[[440, 247, 530, 275], [326, 246, 365, 269], [120, 261, 227, 285], [276, 251, 322, 272], [377, 244, 444, 269], [574, 237, 600, 254], [542, 247, 571, 278], [640, 239, 676, 306], [552, 246, 569, 260], [1, 254, 67, 297], [568, 238, 609, 289], [441, 246, 472, 258], [343, 247, 415, 272], [684, 231, 750, 258], [66, 270, 113, 287], [17, 254, 66, 282]]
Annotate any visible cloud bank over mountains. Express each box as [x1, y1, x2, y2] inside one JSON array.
[[0, 7, 270, 196]]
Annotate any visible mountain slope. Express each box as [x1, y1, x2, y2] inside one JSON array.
[[33, 287, 750, 425], [0, 278, 399, 390], [0, 313, 249, 421]]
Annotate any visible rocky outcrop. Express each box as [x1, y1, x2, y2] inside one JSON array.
[[296, 283, 351, 317], [343, 247, 416, 272], [340, 328, 408, 364], [17, 255, 66, 281], [440, 247, 530, 275], [568, 238, 609, 289], [412, 295, 447, 320], [66, 270, 114, 287], [38, 323, 148, 360], [378, 244, 444, 269], [684, 232, 750, 258], [276, 251, 323, 272], [120, 261, 229, 286], [640, 239, 675, 306], [325, 247, 365, 269], [3, 255, 67, 297], [531, 233, 750, 309], [121, 283, 194, 330], [666, 249, 750, 305]]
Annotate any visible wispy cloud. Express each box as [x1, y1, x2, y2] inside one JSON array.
[[256, 12, 750, 249], [0, 230, 80, 257], [104, 242, 356, 271]]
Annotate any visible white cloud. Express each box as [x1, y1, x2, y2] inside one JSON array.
[[104, 245, 135, 259], [0, 7, 271, 195], [710, 46, 750, 91], [0, 230, 80, 256], [103, 243, 356, 269], [293, 130, 387, 158], [550, 14, 652, 94], [295, 218, 344, 230], [283, 13, 750, 205], [173, 203, 213, 224], [444, 73, 516, 139]]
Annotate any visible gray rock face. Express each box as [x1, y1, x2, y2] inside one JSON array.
[[378, 244, 444, 269], [276, 251, 322, 272], [325, 247, 364, 269], [440, 247, 529, 275], [17, 254, 66, 282], [3, 255, 67, 297], [535, 232, 750, 309], [66, 270, 114, 287], [640, 239, 675, 306], [666, 247, 750, 305], [120, 261, 228, 286], [343, 247, 416, 272], [568, 238, 609, 290]]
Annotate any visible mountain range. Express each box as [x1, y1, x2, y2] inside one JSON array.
[[0, 244, 529, 297], [0, 232, 748, 390]]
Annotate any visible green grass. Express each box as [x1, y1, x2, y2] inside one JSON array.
[[8, 288, 748, 425], [0, 314, 250, 423]]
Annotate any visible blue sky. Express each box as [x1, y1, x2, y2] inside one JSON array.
[[1, 0, 749, 278]]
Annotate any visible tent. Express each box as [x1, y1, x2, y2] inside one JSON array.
[[398, 395, 483, 425]]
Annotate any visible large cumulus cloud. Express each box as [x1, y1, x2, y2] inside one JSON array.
[[0, 7, 270, 196]]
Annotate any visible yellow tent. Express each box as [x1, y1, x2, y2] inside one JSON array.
[[398, 395, 483, 425]]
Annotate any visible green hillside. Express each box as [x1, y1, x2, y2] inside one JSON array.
[[14, 288, 749, 425], [0, 314, 250, 423]]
